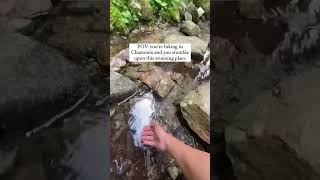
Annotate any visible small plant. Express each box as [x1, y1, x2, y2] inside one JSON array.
[[110, 0, 139, 34]]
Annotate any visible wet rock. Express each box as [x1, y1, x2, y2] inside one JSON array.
[[180, 82, 210, 143], [47, 32, 105, 60], [164, 34, 208, 60], [110, 72, 138, 103], [239, 0, 265, 19], [110, 48, 129, 71], [184, 62, 194, 68], [14, 0, 52, 18], [180, 20, 201, 36], [140, 68, 175, 98], [0, 149, 16, 175], [226, 68, 320, 179], [0, 33, 87, 132], [0, 17, 32, 32], [167, 166, 179, 180], [122, 66, 142, 80], [169, 72, 184, 84]]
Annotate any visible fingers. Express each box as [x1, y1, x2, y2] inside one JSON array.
[[143, 140, 155, 146], [142, 126, 155, 146], [141, 135, 153, 141], [142, 129, 154, 136], [143, 126, 152, 131]]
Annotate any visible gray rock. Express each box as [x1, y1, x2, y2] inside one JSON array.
[[14, 0, 52, 18], [184, 12, 193, 21], [0, 33, 87, 132], [47, 32, 106, 60], [180, 82, 210, 143], [167, 166, 179, 180], [226, 68, 320, 179], [0, 18, 32, 32], [180, 20, 201, 36], [110, 72, 138, 103], [122, 66, 143, 80], [186, 2, 199, 23], [164, 34, 208, 60]]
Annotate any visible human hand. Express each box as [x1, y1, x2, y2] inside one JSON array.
[[142, 124, 169, 152]]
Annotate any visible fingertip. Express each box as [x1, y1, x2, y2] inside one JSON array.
[[143, 140, 154, 146]]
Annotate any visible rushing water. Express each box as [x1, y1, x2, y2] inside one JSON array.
[[128, 92, 156, 149]]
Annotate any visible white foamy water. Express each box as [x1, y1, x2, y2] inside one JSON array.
[[195, 50, 210, 81], [128, 92, 155, 148]]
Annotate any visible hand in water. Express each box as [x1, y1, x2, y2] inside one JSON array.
[[142, 124, 168, 152]]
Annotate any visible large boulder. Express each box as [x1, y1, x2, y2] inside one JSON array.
[[180, 20, 201, 36], [47, 32, 106, 60], [0, 33, 88, 133], [110, 72, 138, 103], [226, 68, 320, 179], [164, 34, 208, 60], [180, 82, 210, 143], [139, 67, 175, 98]]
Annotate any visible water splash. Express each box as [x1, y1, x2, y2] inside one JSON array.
[[195, 50, 210, 82], [128, 92, 157, 149]]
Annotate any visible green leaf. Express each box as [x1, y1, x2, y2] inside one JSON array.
[[155, 0, 168, 7]]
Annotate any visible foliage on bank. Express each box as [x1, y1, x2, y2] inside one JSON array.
[[110, 0, 209, 34]]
